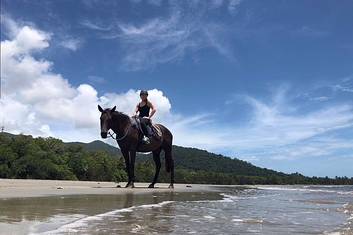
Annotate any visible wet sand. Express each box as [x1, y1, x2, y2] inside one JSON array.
[[0, 180, 223, 235], [0, 179, 218, 199]]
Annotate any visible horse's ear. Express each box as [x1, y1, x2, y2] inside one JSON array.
[[111, 106, 116, 112], [98, 105, 103, 112]]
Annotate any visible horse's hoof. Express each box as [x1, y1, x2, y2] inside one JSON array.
[[131, 183, 135, 188], [168, 184, 174, 189], [148, 184, 154, 188], [125, 183, 130, 188]]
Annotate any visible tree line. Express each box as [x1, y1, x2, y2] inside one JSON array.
[[0, 133, 352, 185]]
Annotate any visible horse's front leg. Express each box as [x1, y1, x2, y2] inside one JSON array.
[[128, 150, 136, 188], [121, 149, 132, 188]]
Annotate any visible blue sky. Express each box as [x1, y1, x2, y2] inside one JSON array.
[[1, 0, 353, 177]]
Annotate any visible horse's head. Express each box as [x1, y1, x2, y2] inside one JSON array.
[[98, 105, 116, 138]]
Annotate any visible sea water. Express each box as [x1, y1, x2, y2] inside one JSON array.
[[0, 185, 352, 234]]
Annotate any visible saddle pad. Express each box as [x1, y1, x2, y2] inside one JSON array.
[[151, 124, 162, 139]]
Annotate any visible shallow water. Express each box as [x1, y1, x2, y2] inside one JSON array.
[[0, 185, 352, 235]]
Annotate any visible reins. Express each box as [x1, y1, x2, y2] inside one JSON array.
[[108, 125, 130, 141]]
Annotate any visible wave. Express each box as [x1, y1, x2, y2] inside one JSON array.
[[30, 201, 174, 235], [183, 194, 238, 203], [219, 192, 278, 201], [257, 186, 353, 195], [232, 218, 264, 224]]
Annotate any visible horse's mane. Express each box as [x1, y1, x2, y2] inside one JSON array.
[[111, 111, 131, 122]]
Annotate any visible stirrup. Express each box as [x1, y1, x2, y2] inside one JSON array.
[[142, 136, 150, 144]]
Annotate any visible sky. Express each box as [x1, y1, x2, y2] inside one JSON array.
[[1, 0, 353, 177]]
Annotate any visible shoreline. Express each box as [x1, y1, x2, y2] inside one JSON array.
[[0, 178, 223, 199]]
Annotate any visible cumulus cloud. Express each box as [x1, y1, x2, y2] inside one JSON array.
[[0, 17, 176, 142], [1, 21, 92, 138]]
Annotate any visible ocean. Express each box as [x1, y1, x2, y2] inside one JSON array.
[[0, 185, 352, 234]]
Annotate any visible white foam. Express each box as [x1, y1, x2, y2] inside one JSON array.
[[186, 195, 235, 203], [257, 186, 353, 195], [232, 218, 264, 224], [203, 215, 215, 220], [138, 201, 173, 208], [232, 218, 244, 222], [323, 232, 341, 235], [220, 193, 239, 202], [30, 201, 174, 235], [337, 191, 353, 195]]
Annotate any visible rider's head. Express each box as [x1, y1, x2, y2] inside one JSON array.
[[140, 90, 148, 101]]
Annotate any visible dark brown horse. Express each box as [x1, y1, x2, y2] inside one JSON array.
[[98, 105, 174, 188]]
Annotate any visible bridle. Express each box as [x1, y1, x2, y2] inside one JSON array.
[[106, 116, 132, 141], [104, 112, 134, 141], [108, 125, 130, 141]]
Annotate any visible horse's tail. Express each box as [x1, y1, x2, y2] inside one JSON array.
[[160, 125, 173, 173]]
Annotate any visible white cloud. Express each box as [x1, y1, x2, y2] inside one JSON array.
[[1, 21, 96, 138], [81, 1, 234, 71], [59, 38, 82, 51], [0, 13, 20, 37], [163, 86, 353, 164], [1, 17, 352, 169], [0, 17, 191, 143], [228, 0, 242, 14], [80, 19, 112, 31], [333, 80, 353, 93]]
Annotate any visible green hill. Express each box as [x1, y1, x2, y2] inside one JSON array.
[[67, 139, 285, 177], [1, 132, 352, 185], [67, 140, 119, 156]]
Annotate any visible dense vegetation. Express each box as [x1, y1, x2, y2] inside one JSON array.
[[1, 132, 352, 185]]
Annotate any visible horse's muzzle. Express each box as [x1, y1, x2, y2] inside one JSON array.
[[101, 132, 107, 138]]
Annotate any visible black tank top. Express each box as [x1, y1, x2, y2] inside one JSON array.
[[138, 102, 150, 117]]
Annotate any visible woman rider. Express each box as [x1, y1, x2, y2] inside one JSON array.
[[134, 90, 156, 144]]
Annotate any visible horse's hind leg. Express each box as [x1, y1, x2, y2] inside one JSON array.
[[148, 148, 161, 188], [164, 145, 174, 189]]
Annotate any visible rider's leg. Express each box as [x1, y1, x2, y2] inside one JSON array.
[[146, 124, 153, 137], [140, 119, 150, 137], [140, 118, 151, 144]]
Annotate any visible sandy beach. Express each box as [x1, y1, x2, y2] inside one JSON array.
[[0, 179, 217, 199]]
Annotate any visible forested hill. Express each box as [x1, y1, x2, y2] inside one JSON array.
[[1, 132, 352, 185], [67, 140, 284, 177]]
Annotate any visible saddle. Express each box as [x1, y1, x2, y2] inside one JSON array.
[[131, 117, 162, 142]]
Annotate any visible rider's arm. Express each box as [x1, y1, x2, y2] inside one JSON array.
[[148, 101, 156, 118], [134, 103, 139, 116]]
